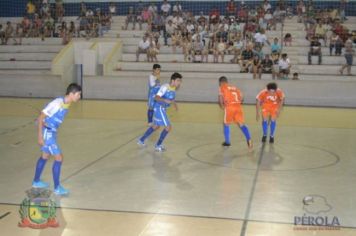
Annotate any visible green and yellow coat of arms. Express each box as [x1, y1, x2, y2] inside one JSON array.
[[18, 188, 59, 229]]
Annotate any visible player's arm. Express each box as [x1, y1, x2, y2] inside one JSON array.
[[276, 93, 285, 118], [154, 85, 171, 104], [37, 112, 46, 146], [218, 94, 225, 109]]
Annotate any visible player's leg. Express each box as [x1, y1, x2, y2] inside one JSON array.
[[222, 107, 232, 146], [139, 106, 161, 146], [52, 153, 69, 195], [261, 109, 269, 142], [32, 151, 50, 188], [269, 109, 278, 143], [236, 108, 253, 148], [155, 107, 171, 151]]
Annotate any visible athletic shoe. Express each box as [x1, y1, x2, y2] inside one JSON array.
[[222, 142, 231, 147], [155, 144, 166, 152], [32, 180, 49, 188], [137, 139, 146, 147], [269, 136, 274, 143], [54, 185, 69, 196], [261, 136, 267, 143]]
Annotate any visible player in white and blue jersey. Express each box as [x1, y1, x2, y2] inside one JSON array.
[[32, 83, 82, 196], [138, 72, 183, 152], [147, 64, 161, 125]]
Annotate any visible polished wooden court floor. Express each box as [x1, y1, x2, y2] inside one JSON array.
[[0, 98, 356, 236]]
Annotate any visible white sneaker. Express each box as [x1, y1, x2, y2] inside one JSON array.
[[155, 144, 166, 152]]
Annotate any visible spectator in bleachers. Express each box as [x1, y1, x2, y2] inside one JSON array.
[[60, 21, 69, 44], [41, 2, 50, 18], [239, 44, 254, 72], [14, 24, 23, 45], [292, 72, 300, 80], [264, 9, 273, 30], [172, 11, 184, 28], [55, 0, 64, 22], [226, 0, 237, 17], [135, 2, 144, 30], [152, 13, 164, 34], [329, 32, 342, 56], [172, 1, 182, 14], [284, 33, 292, 46], [214, 37, 227, 63], [136, 34, 150, 62], [278, 53, 291, 79], [109, 2, 116, 17], [271, 37, 281, 56], [308, 36, 322, 65], [339, 0, 347, 22], [261, 54, 274, 77], [4, 22, 14, 45], [182, 34, 192, 62], [252, 54, 262, 79], [26, 0, 36, 20], [297, 0, 306, 23], [80, 1, 87, 17], [253, 29, 270, 49], [191, 34, 204, 62], [164, 19, 174, 46], [148, 2, 158, 15], [230, 36, 243, 63], [124, 6, 136, 30], [0, 25, 5, 45], [148, 33, 160, 62], [196, 11, 207, 25], [315, 21, 328, 46], [263, 0, 272, 13], [339, 38, 354, 75], [161, 0, 171, 15]]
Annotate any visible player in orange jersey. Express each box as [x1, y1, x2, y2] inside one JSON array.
[[256, 82, 285, 143], [219, 76, 252, 148]]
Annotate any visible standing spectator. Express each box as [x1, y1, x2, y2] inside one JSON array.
[[297, 0, 306, 23], [340, 0, 347, 22], [278, 53, 291, 79], [252, 54, 262, 79], [339, 38, 354, 75], [261, 54, 274, 78], [4, 22, 14, 45], [0, 25, 5, 45], [164, 20, 175, 46], [161, 0, 171, 15], [172, 1, 182, 14], [124, 6, 136, 30], [263, 0, 272, 13], [315, 21, 328, 46], [226, 0, 236, 17], [109, 2, 116, 18], [55, 0, 64, 22], [254, 29, 270, 49], [136, 35, 150, 62], [308, 36, 322, 65], [13, 24, 23, 45], [148, 2, 158, 15]]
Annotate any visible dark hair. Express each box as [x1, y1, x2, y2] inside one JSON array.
[[153, 64, 161, 70], [267, 82, 277, 90], [293, 72, 298, 76], [66, 83, 82, 95], [171, 72, 182, 81], [219, 76, 228, 83]]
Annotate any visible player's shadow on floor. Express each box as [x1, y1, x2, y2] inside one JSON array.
[[151, 152, 193, 191]]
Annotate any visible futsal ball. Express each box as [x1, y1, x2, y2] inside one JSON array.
[[303, 196, 314, 205]]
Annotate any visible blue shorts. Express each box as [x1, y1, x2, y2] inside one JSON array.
[[41, 128, 62, 155], [153, 106, 170, 127]]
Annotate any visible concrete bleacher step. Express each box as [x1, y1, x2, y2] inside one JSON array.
[[0, 61, 52, 70], [0, 69, 52, 75], [0, 53, 57, 61], [0, 45, 64, 53], [119, 61, 242, 73], [111, 70, 355, 82], [6, 38, 64, 45], [294, 64, 349, 75]]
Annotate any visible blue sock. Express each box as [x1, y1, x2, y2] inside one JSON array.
[[240, 125, 251, 141], [156, 129, 169, 146], [140, 127, 155, 142], [270, 120, 276, 137], [262, 120, 268, 136], [33, 157, 47, 182], [223, 124, 230, 144], [52, 160, 62, 189], [147, 109, 154, 123]]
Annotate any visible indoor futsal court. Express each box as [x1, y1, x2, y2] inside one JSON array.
[[0, 98, 356, 235]]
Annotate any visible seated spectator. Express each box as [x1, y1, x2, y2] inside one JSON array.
[[292, 72, 299, 80], [161, 0, 171, 15], [214, 37, 226, 63], [196, 11, 207, 25], [305, 23, 315, 41], [173, 1, 182, 14], [254, 29, 270, 49], [230, 36, 243, 63], [164, 20, 175, 46], [13, 24, 23, 45], [151, 13, 164, 34], [239, 44, 254, 72], [148, 2, 158, 15], [308, 36, 322, 65], [147, 33, 160, 62], [271, 37, 281, 55], [191, 34, 204, 62], [171, 30, 182, 54], [109, 2, 116, 17], [182, 35, 192, 62], [141, 7, 153, 31], [226, 0, 236, 17], [284, 33, 292, 46], [0, 25, 5, 45], [55, 0, 64, 22], [209, 8, 220, 24], [136, 34, 150, 62], [261, 54, 274, 75], [315, 21, 328, 46], [278, 53, 291, 79], [297, 0, 306, 23], [329, 32, 342, 56], [252, 54, 262, 79]]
